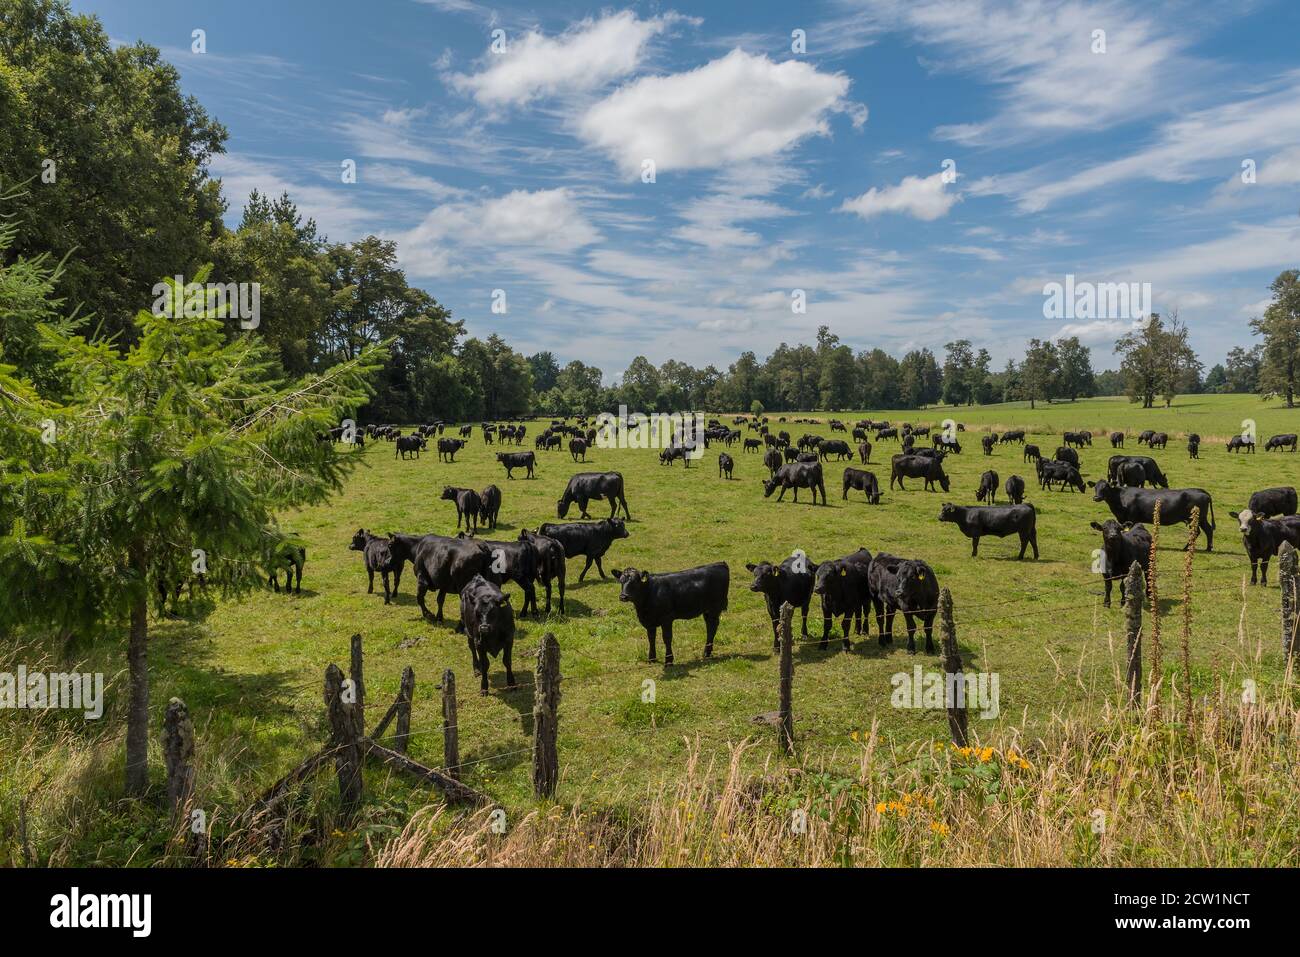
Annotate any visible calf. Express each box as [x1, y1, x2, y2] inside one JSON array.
[[1089, 519, 1152, 607], [842, 467, 882, 504], [857, 439, 872, 464], [1248, 486, 1298, 518], [518, 528, 566, 614], [1229, 510, 1300, 584], [350, 529, 401, 603], [869, 554, 939, 654], [981, 434, 995, 456], [1265, 433, 1298, 452], [442, 486, 482, 533], [267, 542, 306, 594], [763, 447, 783, 474], [1054, 446, 1079, 468], [479, 484, 502, 530], [456, 575, 516, 694], [1089, 479, 1215, 550], [437, 437, 465, 462], [976, 469, 999, 504], [1004, 474, 1026, 504], [762, 462, 827, 504], [612, 563, 729, 664], [569, 437, 589, 462], [718, 451, 735, 479], [889, 454, 950, 492], [557, 471, 631, 519], [1110, 431, 1125, 448], [497, 450, 536, 478], [938, 503, 1039, 559], [813, 549, 873, 649], [747, 554, 817, 649], [1023, 443, 1041, 463], [538, 518, 630, 581]]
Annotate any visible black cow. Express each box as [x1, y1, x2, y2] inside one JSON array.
[[469, 535, 539, 616], [813, 549, 873, 650], [747, 554, 817, 649], [518, 528, 566, 614], [1090, 519, 1152, 607], [569, 437, 589, 462], [411, 534, 491, 622], [762, 462, 827, 504], [1230, 510, 1300, 584], [981, 434, 995, 456], [1037, 459, 1085, 493], [267, 543, 306, 594], [1107, 454, 1168, 489], [612, 562, 729, 664], [538, 518, 630, 581], [1266, 433, 1298, 452], [763, 447, 783, 474], [1227, 434, 1255, 454], [1023, 444, 1041, 463], [1147, 432, 1168, 450], [1248, 486, 1298, 518], [557, 471, 631, 519], [976, 469, 999, 503], [350, 529, 401, 603], [479, 484, 502, 530], [1116, 460, 1147, 488], [938, 503, 1039, 559], [659, 444, 693, 467], [438, 437, 465, 462], [718, 451, 735, 479], [877, 427, 898, 441], [1054, 446, 1080, 468], [456, 575, 516, 694], [933, 436, 962, 454], [1004, 474, 1026, 504], [1187, 438, 1200, 459], [819, 439, 852, 461], [842, 467, 881, 504], [1089, 479, 1215, 551], [1136, 430, 1155, 446], [1111, 432, 1125, 448], [1001, 430, 1026, 444], [442, 486, 482, 533], [1063, 431, 1088, 449], [868, 554, 938, 654], [744, 438, 762, 452], [857, 440, 872, 464], [395, 434, 426, 460], [889, 454, 950, 492], [497, 450, 536, 478]]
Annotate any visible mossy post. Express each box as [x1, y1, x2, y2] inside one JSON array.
[[1281, 542, 1298, 660], [1123, 561, 1144, 709], [349, 633, 366, 738], [325, 663, 363, 820], [779, 601, 795, 756], [533, 633, 560, 799], [442, 668, 459, 778], [940, 588, 968, 747], [396, 666, 415, 755], [163, 697, 195, 817]]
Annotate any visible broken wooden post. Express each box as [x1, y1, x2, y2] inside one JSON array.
[[778, 601, 795, 756], [349, 632, 366, 738], [1124, 560, 1144, 709], [939, 588, 968, 747], [163, 697, 195, 817], [1281, 542, 1298, 660], [396, 666, 415, 755], [442, 668, 459, 778], [533, 633, 560, 799], [324, 663, 363, 819]]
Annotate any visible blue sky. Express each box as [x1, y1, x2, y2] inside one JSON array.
[[78, 0, 1300, 379]]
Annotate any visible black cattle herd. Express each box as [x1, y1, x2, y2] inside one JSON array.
[[318, 415, 1300, 693]]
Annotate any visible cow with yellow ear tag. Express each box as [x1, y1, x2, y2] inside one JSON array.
[[456, 574, 516, 694], [868, 555, 940, 655], [746, 554, 819, 650], [812, 549, 873, 651]]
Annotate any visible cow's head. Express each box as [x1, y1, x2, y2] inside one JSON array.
[[1089, 479, 1114, 502], [893, 560, 933, 603], [812, 560, 845, 597], [555, 495, 571, 518], [441, 486, 457, 501], [349, 528, 368, 551], [745, 561, 781, 594], [1229, 509, 1261, 534], [470, 580, 513, 639], [938, 502, 959, 523], [602, 518, 630, 540], [936, 469, 951, 493], [612, 567, 649, 604], [1090, 518, 1125, 550], [761, 476, 780, 498]]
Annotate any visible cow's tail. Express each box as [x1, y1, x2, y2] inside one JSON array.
[[1205, 495, 1215, 531]]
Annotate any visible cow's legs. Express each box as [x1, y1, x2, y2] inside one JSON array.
[[503, 644, 516, 689], [579, 556, 594, 582], [904, 613, 919, 654], [381, 571, 391, 604], [885, 607, 897, 647], [417, 582, 434, 621], [436, 589, 448, 621], [703, 613, 718, 658], [1029, 531, 1039, 560], [922, 612, 936, 654], [367, 567, 375, 594], [1103, 577, 1114, 607], [799, 601, 810, 638], [593, 556, 607, 579], [971, 537, 980, 558], [663, 621, 675, 665], [646, 625, 658, 662]]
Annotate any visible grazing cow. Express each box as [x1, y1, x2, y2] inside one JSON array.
[[1111, 432, 1125, 448], [1187, 438, 1200, 459], [1037, 460, 1086, 493], [718, 451, 735, 479], [557, 471, 631, 520], [852, 427, 869, 444], [612, 563, 729, 664], [813, 549, 873, 649], [1265, 433, 1299, 452], [819, 439, 852, 461], [544, 432, 563, 451], [456, 575, 516, 695], [659, 444, 693, 467], [442, 486, 482, 533], [1089, 479, 1216, 551], [743, 438, 762, 452], [1248, 486, 1298, 518], [933, 436, 962, 454], [1107, 454, 1168, 489], [395, 434, 426, 459], [497, 450, 536, 479], [877, 427, 898, 441], [1054, 446, 1080, 468], [889, 453, 950, 492], [411, 534, 491, 622], [569, 438, 589, 462], [538, 518, 630, 581], [747, 555, 817, 649], [1004, 474, 1026, 504], [350, 529, 401, 603], [868, 554, 939, 654], [857, 439, 872, 464], [479, 484, 502, 530], [438, 437, 465, 462], [1063, 431, 1088, 449], [1090, 520, 1153, 606], [1136, 430, 1155, 446], [783, 446, 800, 463], [976, 469, 999, 503], [1229, 510, 1300, 584], [1147, 432, 1168, 450], [267, 543, 306, 594], [1023, 444, 1041, 463], [762, 462, 828, 505], [981, 435, 995, 456], [763, 447, 783, 474], [834, 464, 878, 503], [1227, 434, 1255, 454], [938, 503, 1039, 559], [518, 528, 566, 614], [459, 425, 473, 438], [795, 451, 820, 464], [1001, 430, 1025, 444], [1116, 460, 1148, 488]]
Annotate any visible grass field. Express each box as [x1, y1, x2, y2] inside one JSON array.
[[7, 392, 1300, 865]]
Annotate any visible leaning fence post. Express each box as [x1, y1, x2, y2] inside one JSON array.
[[163, 697, 195, 817], [349, 632, 366, 738], [1281, 542, 1298, 660], [939, 588, 968, 747], [778, 601, 795, 755], [441, 668, 459, 778], [324, 663, 363, 820], [1123, 560, 1144, 709], [533, 633, 561, 799], [395, 666, 415, 755]]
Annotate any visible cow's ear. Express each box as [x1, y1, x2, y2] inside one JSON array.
[[772, 568, 780, 576], [1090, 522, 1102, 531], [1229, 511, 1239, 519], [1087, 481, 1096, 488], [640, 571, 649, 582], [745, 563, 756, 572], [610, 568, 622, 578]]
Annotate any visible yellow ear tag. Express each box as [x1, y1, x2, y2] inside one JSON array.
[[641, 571, 649, 582], [840, 568, 847, 576], [773, 569, 780, 576], [499, 598, 509, 607], [918, 573, 926, 580]]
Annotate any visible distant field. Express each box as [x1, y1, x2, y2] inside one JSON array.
[[13, 393, 1300, 862]]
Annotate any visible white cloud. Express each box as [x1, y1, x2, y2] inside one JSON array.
[[839, 172, 958, 221], [937, 244, 1004, 262], [208, 153, 371, 238], [367, 164, 469, 200], [802, 183, 835, 200], [451, 12, 673, 106], [578, 49, 852, 177]]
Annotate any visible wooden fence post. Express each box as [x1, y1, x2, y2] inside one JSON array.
[[442, 668, 459, 778], [396, 666, 414, 755], [778, 601, 795, 756], [939, 588, 968, 747], [349, 632, 366, 738], [324, 663, 363, 820], [533, 633, 560, 799], [1281, 542, 1298, 660], [1123, 560, 1144, 709], [163, 697, 195, 817]]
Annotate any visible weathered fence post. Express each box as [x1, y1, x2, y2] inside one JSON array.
[[396, 666, 414, 755], [1123, 560, 1144, 709], [778, 601, 795, 755], [939, 588, 968, 748], [1148, 500, 1162, 717], [349, 632, 366, 737], [442, 668, 459, 778], [1180, 508, 1199, 728], [324, 663, 363, 819], [163, 697, 195, 818], [532, 633, 560, 799], [1281, 542, 1298, 660]]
